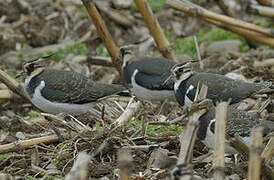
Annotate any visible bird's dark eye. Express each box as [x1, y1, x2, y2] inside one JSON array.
[[28, 64, 34, 71], [120, 48, 125, 55], [209, 121, 215, 133], [178, 67, 184, 72], [122, 49, 131, 56], [26, 63, 35, 75], [120, 48, 132, 60]]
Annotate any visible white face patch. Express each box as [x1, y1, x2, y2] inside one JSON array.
[[40, 80, 45, 88], [25, 76, 32, 87], [122, 51, 134, 69], [184, 85, 194, 107], [132, 69, 139, 79], [174, 80, 180, 92], [122, 59, 128, 69]]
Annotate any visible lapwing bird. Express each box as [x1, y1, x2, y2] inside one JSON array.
[[119, 47, 176, 101], [197, 105, 274, 154], [169, 62, 273, 107], [21, 55, 127, 115]]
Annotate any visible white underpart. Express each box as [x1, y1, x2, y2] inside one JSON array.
[[174, 79, 183, 92], [174, 80, 194, 107], [202, 119, 238, 154], [131, 69, 174, 101], [25, 80, 93, 115], [184, 85, 194, 107], [122, 60, 127, 69], [25, 76, 32, 87]]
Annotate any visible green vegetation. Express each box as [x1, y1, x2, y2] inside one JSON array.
[[130, 119, 182, 139], [130, 0, 165, 13], [188, 0, 207, 4], [0, 152, 11, 161], [166, 31, 205, 59], [96, 44, 110, 57], [26, 176, 34, 180], [52, 143, 70, 166], [7, 70, 23, 81], [167, 28, 250, 59], [76, 7, 89, 19], [256, 18, 268, 28], [28, 111, 39, 118], [206, 28, 249, 52], [7, 71, 17, 79], [17, 53, 24, 62], [93, 122, 103, 131], [17, 43, 89, 62]]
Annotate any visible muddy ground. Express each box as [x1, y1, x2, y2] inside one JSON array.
[[0, 0, 273, 179]]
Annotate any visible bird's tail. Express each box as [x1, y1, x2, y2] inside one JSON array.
[[117, 90, 131, 97], [96, 83, 131, 102]]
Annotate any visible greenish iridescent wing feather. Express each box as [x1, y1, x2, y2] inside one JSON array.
[[132, 58, 175, 90], [186, 73, 267, 104], [134, 72, 174, 90], [39, 69, 125, 104]]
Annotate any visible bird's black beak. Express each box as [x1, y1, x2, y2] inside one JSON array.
[[120, 48, 126, 58], [16, 71, 24, 78], [120, 48, 131, 59]]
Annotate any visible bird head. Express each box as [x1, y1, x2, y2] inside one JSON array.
[[171, 61, 196, 82], [18, 54, 55, 78], [119, 45, 136, 68], [22, 60, 44, 77], [168, 60, 196, 81], [161, 60, 196, 87], [118, 36, 155, 67]]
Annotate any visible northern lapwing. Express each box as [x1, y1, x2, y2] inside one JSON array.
[[169, 62, 273, 107], [197, 105, 274, 154], [119, 46, 176, 101], [22, 55, 127, 115]]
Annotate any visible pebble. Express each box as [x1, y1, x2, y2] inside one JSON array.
[[206, 40, 242, 55]]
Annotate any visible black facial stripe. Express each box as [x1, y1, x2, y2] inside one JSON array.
[[121, 49, 131, 59], [122, 64, 132, 85], [186, 87, 195, 102], [26, 64, 35, 75], [25, 64, 43, 76], [209, 121, 215, 134], [124, 50, 131, 55], [178, 67, 185, 72], [25, 74, 40, 98], [174, 79, 189, 106], [197, 113, 211, 140]]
